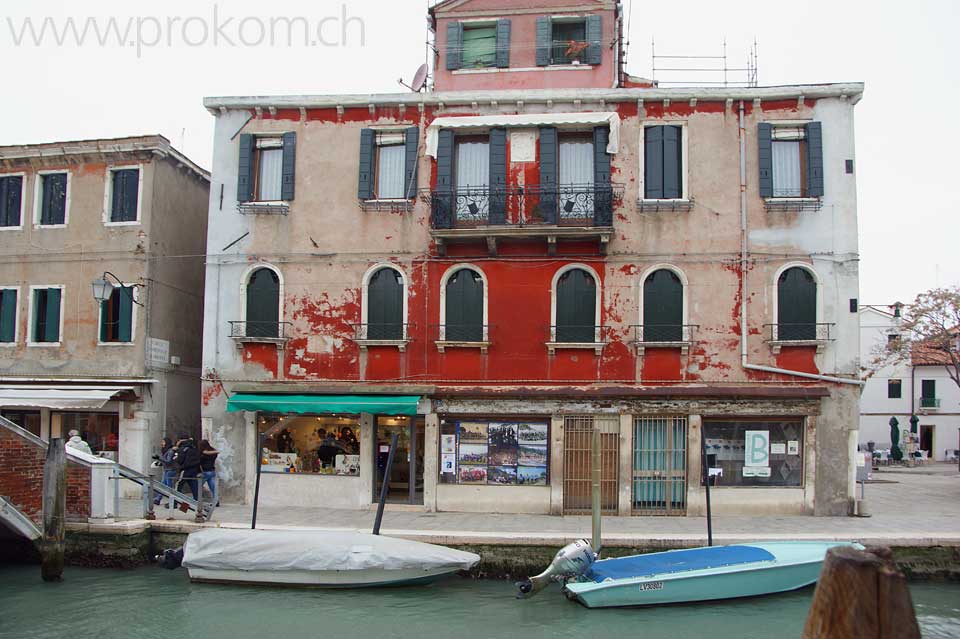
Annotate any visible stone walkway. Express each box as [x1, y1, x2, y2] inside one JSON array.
[[115, 463, 960, 547]]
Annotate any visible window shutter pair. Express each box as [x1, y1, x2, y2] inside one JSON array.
[[644, 125, 682, 199], [539, 127, 559, 223], [100, 288, 133, 342], [448, 20, 511, 70], [357, 127, 420, 200], [237, 132, 296, 203], [536, 16, 602, 66], [757, 121, 824, 198], [34, 289, 60, 342], [0, 176, 22, 227], [593, 126, 613, 226], [0, 289, 16, 342]]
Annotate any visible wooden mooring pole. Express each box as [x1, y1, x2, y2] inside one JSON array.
[[41, 437, 66, 582], [802, 546, 920, 639]]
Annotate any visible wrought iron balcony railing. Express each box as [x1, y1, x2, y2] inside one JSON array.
[[764, 323, 835, 342], [920, 397, 941, 409], [632, 324, 698, 343], [422, 183, 624, 230], [546, 324, 612, 344], [430, 323, 492, 343], [228, 321, 292, 341], [350, 323, 411, 342]]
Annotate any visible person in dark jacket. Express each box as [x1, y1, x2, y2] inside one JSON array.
[[199, 439, 220, 506], [152, 437, 178, 506], [175, 437, 202, 502]]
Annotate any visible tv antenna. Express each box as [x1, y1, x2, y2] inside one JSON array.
[[399, 63, 429, 92]]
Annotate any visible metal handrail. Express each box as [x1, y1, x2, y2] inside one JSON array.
[[229, 321, 293, 340], [430, 323, 493, 342], [764, 323, 835, 342], [350, 323, 412, 341], [631, 324, 699, 343], [546, 324, 611, 344]]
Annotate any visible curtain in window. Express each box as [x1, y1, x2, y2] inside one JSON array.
[[559, 140, 594, 219], [258, 148, 284, 201], [772, 141, 801, 197], [377, 144, 405, 199], [455, 141, 489, 221]]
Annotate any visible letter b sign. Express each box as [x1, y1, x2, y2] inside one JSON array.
[[744, 430, 769, 467]]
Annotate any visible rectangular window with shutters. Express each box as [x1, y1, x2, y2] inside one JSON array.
[[559, 134, 594, 220], [237, 132, 296, 206], [375, 133, 407, 199], [358, 127, 419, 203], [887, 379, 902, 399], [461, 23, 496, 68], [0, 174, 25, 229], [98, 285, 135, 344], [255, 138, 284, 202], [0, 287, 18, 345], [105, 166, 142, 224], [759, 122, 824, 200], [551, 20, 587, 64], [454, 138, 490, 222], [641, 124, 686, 200], [28, 286, 63, 346], [35, 171, 70, 226]]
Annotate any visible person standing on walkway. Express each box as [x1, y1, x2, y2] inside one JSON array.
[[153, 437, 178, 506], [65, 429, 93, 456], [174, 436, 202, 505], [199, 439, 220, 507]]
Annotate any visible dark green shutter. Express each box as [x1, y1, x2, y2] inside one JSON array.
[[237, 134, 255, 203], [44, 288, 61, 342], [368, 268, 403, 340], [100, 299, 109, 342], [358, 129, 376, 200], [118, 286, 133, 342], [445, 269, 483, 342], [281, 132, 296, 201], [0, 289, 15, 342], [777, 268, 816, 340], [446, 21, 463, 70], [585, 15, 603, 65], [593, 127, 612, 226], [921, 379, 936, 399], [488, 129, 507, 224], [246, 269, 280, 338], [805, 121, 824, 197], [662, 126, 682, 199], [539, 127, 558, 224], [111, 169, 139, 222], [0, 176, 22, 227], [643, 270, 683, 342], [495, 19, 511, 68], [433, 130, 455, 229], [758, 123, 773, 198], [404, 127, 419, 200], [41, 174, 67, 225], [535, 17, 552, 66], [644, 126, 664, 199], [556, 269, 596, 343]]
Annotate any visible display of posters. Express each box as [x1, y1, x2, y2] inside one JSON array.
[[441, 454, 456, 475], [488, 466, 517, 485], [459, 466, 487, 483], [458, 443, 487, 465], [770, 442, 786, 455], [449, 420, 550, 486], [518, 466, 548, 486], [787, 440, 800, 455], [459, 422, 488, 442], [441, 435, 456, 454]]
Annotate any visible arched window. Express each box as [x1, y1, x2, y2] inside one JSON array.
[[555, 267, 597, 343], [444, 268, 484, 342], [643, 269, 683, 342], [246, 267, 280, 337], [777, 267, 817, 340], [367, 267, 404, 340]]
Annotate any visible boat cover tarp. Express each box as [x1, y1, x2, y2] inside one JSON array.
[[587, 545, 775, 582], [183, 528, 479, 573], [226, 393, 421, 416]]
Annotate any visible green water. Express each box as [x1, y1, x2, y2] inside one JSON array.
[[1, 566, 958, 639]]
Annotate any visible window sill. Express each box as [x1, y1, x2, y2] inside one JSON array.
[[231, 335, 289, 349], [0, 342, 18, 347], [359, 199, 414, 213], [0, 225, 23, 231], [764, 198, 822, 212], [353, 339, 409, 352], [238, 202, 289, 215], [768, 339, 828, 354], [28, 342, 62, 348], [545, 341, 606, 356], [637, 198, 694, 213], [435, 340, 491, 354], [103, 220, 141, 227], [451, 64, 593, 74], [34, 224, 67, 229], [97, 341, 135, 347], [633, 341, 693, 356]]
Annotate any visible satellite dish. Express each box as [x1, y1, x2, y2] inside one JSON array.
[[399, 64, 430, 92]]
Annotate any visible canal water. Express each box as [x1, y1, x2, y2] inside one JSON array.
[[1, 566, 958, 639]]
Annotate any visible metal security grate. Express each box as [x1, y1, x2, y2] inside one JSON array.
[[563, 415, 620, 515], [633, 416, 688, 516]]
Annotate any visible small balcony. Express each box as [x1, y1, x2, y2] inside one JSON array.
[[430, 324, 493, 353], [350, 323, 411, 352], [919, 397, 941, 410], [229, 321, 292, 348], [422, 183, 622, 256], [545, 325, 611, 356], [764, 323, 834, 354], [631, 324, 699, 356]]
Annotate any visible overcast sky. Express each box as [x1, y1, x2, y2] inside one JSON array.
[[1, 0, 956, 306]]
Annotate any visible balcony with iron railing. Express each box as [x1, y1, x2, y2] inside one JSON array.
[[229, 321, 293, 347], [764, 323, 835, 353], [631, 324, 699, 355], [919, 397, 941, 410], [430, 324, 493, 353], [545, 325, 612, 355], [350, 323, 412, 352], [422, 183, 623, 256]]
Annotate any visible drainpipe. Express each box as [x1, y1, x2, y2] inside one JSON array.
[[736, 100, 862, 387]]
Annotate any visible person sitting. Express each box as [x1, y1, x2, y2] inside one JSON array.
[[65, 430, 93, 456]]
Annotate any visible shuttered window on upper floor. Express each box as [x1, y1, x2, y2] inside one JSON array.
[[0, 176, 23, 227], [358, 128, 419, 201], [446, 19, 511, 70], [39, 173, 67, 225], [537, 15, 602, 66], [644, 125, 683, 199], [759, 122, 824, 199], [109, 168, 140, 223], [0, 289, 17, 343], [100, 286, 133, 343], [237, 132, 296, 204], [31, 287, 61, 344], [777, 267, 817, 341]]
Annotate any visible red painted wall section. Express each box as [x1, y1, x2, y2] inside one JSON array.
[[286, 290, 361, 380], [775, 346, 820, 375], [642, 348, 682, 382], [242, 344, 279, 378]]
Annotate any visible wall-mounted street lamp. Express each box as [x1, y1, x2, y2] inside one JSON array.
[[91, 271, 144, 307]]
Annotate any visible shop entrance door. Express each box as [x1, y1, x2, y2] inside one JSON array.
[[920, 425, 934, 459], [373, 416, 425, 505], [632, 415, 687, 515], [562, 415, 619, 515]]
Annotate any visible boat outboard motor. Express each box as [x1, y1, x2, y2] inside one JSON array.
[[516, 539, 596, 598], [155, 546, 185, 570]]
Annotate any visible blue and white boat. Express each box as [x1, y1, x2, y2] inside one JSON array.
[[519, 539, 861, 608]]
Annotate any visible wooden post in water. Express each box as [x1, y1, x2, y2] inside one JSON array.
[[802, 546, 920, 639], [41, 437, 67, 582]]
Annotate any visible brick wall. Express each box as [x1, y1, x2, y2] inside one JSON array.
[[0, 426, 92, 524]]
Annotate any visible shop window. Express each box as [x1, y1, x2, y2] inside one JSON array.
[[258, 413, 360, 475], [702, 420, 804, 487], [1, 410, 41, 437], [439, 419, 549, 486], [99, 285, 134, 343], [58, 412, 119, 456]]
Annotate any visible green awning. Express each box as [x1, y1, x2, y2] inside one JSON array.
[[226, 393, 421, 416]]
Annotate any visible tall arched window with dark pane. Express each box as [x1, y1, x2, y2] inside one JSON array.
[[445, 269, 483, 342], [777, 267, 816, 340], [368, 268, 403, 340], [246, 268, 280, 338], [556, 268, 596, 343], [643, 269, 683, 342]]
